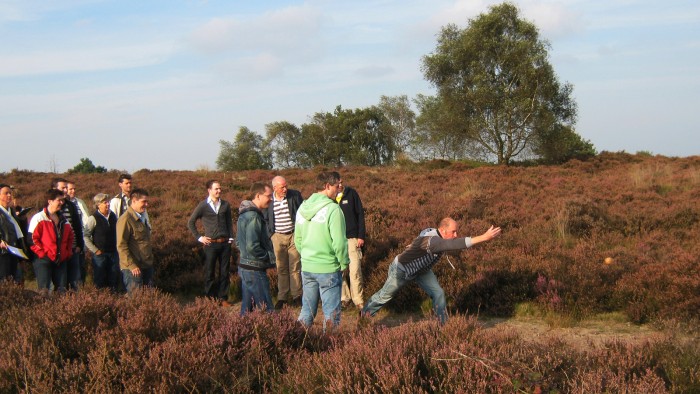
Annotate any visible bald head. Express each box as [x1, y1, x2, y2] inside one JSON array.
[[271, 176, 288, 199], [438, 217, 458, 239]]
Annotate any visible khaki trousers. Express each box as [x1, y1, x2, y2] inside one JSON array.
[[341, 237, 364, 306], [271, 232, 301, 301]]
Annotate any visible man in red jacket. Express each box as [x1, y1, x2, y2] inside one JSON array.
[[28, 189, 75, 295]]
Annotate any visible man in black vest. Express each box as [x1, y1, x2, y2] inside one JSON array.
[[83, 193, 120, 291]]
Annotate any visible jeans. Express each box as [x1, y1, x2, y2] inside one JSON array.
[[298, 271, 342, 330], [92, 251, 120, 291], [67, 253, 81, 291], [238, 266, 273, 316], [362, 259, 447, 324], [33, 257, 67, 294], [122, 267, 154, 295], [203, 243, 231, 300]]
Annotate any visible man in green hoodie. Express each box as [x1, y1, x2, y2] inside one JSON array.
[[295, 171, 349, 330]]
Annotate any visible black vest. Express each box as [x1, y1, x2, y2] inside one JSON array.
[[92, 211, 118, 253]]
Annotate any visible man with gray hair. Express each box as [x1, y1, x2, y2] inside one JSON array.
[[263, 175, 304, 309], [83, 193, 120, 291]]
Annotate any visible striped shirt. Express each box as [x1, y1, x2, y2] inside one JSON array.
[[397, 228, 473, 278], [273, 197, 294, 234]]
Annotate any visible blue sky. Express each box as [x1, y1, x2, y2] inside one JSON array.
[[1, 0, 698, 172]]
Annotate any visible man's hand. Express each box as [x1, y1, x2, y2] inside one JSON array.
[[131, 267, 141, 277], [198, 236, 212, 246], [95, 250, 103, 256], [0, 240, 7, 250], [356, 238, 365, 248], [472, 225, 502, 245]]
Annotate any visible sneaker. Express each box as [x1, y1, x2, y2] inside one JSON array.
[[274, 300, 286, 310]]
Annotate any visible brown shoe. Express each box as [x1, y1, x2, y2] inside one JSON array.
[[220, 300, 233, 308], [292, 297, 302, 307], [274, 300, 286, 310], [341, 300, 351, 310]]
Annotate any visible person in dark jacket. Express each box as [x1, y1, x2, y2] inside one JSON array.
[[237, 182, 275, 316], [83, 193, 120, 291], [0, 184, 26, 283], [51, 178, 85, 291], [236, 183, 275, 316], [28, 189, 75, 295], [335, 177, 366, 309], [263, 175, 304, 308], [188, 180, 234, 305]]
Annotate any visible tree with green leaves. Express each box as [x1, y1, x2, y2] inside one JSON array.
[[376, 95, 416, 158], [265, 121, 305, 168], [68, 157, 107, 174], [266, 105, 396, 168], [413, 94, 486, 161], [421, 2, 584, 165], [216, 126, 272, 171]]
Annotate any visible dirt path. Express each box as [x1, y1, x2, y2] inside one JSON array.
[[227, 301, 664, 349]]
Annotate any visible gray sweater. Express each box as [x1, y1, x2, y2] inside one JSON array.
[[397, 228, 473, 278], [187, 199, 234, 240]]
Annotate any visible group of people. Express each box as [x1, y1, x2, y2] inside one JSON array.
[[187, 172, 368, 329], [0, 170, 501, 329], [0, 174, 153, 296]]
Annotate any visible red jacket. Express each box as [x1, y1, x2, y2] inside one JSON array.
[[28, 208, 74, 264]]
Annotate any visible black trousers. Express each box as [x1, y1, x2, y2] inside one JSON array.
[[0, 253, 20, 283], [203, 242, 232, 300]]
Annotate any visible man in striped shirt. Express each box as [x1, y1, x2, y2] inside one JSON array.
[[361, 217, 501, 324], [264, 176, 304, 309]]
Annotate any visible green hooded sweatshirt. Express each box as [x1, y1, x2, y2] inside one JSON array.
[[294, 192, 349, 273]]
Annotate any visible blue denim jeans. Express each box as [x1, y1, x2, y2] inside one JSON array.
[[33, 257, 67, 294], [122, 267, 154, 295], [238, 267, 273, 316], [298, 271, 342, 330], [92, 252, 120, 291], [362, 259, 447, 324], [67, 253, 81, 291]]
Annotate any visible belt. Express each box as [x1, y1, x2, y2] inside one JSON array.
[[275, 231, 293, 235], [210, 237, 230, 243]]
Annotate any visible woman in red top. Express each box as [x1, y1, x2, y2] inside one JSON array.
[[28, 189, 74, 295]]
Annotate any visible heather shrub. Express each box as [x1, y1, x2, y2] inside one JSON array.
[[280, 315, 687, 393], [3, 155, 699, 326]]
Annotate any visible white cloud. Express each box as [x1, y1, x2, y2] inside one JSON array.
[[0, 42, 178, 77], [189, 4, 324, 55]]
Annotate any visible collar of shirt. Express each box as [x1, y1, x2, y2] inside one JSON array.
[[207, 197, 221, 213]]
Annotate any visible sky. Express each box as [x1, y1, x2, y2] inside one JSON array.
[[1, 0, 698, 172]]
